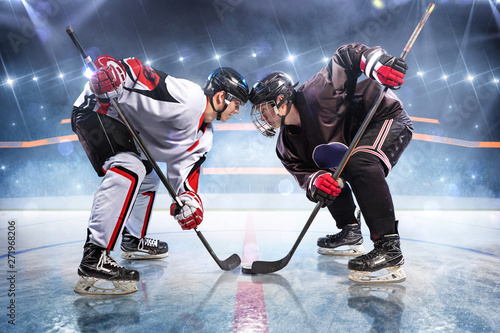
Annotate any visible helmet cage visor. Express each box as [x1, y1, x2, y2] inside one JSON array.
[[250, 101, 281, 138]]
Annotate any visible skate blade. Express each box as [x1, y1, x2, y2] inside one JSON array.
[[74, 277, 138, 296], [120, 251, 169, 260], [348, 266, 406, 284], [317, 244, 365, 257]]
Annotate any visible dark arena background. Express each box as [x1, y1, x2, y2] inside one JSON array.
[[1, 1, 499, 332]]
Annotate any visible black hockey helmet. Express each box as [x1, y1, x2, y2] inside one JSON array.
[[203, 67, 249, 120], [249, 71, 296, 108], [249, 71, 298, 138]]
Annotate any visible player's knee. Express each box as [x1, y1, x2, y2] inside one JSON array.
[[345, 153, 385, 180], [107, 152, 147, 180]]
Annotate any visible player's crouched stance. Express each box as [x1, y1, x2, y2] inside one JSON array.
[[248, 43, 410, 284], [72, 54, 249, 295]]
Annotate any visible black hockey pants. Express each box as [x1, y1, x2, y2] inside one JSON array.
[[327, 112, 413, 239]]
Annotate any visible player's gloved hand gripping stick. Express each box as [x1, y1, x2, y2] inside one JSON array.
[[242, 3, 435, 274], [66, 26, 241, 271]]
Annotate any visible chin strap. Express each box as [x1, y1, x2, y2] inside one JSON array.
[[277, 85, 297, 127], [209, 96, 228, 121], [279, 102, 293, 128]]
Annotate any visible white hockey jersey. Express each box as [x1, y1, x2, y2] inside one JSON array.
[[74, 57, 212, 194]]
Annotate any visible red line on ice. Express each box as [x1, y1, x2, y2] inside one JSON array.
[[232, 213, 269, 332], [232, 282, 269, 333]]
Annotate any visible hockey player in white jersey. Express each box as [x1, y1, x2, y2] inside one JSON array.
[[71, 55, 249, 295]]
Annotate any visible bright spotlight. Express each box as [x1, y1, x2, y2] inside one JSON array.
[[417, 71, 424, 76], [323, 57, 329, 62], [466, 75, 474, 82], [288, 55, 295, 62], [372, 0, 385, 9], [179, 57, 184, 61], [146, 60, 151, 65], [252, 53, 257, 58], [442, 74, 448, 80], [493, 78, 499, 84], [33, 76, 38, 81], [59, 73, 64, 79], [6, 78, 14, 86], [84, 67, 94, 79], [215, 54, 220, 60]]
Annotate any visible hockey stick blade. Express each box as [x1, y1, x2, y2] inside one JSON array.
[[218, 254, 242, 271], [66, 26, 241, 271], [242, 4, 435, 275], [242, 202, 322, 274], [195, 228, 241, 271]]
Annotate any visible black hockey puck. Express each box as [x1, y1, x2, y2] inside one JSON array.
[[241, 264, 254, 274]]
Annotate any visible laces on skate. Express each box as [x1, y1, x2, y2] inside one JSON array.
[[74, 249, 139, 296], [140, 237, 158, 249], [97, 250, 123, 270], [120, 235, 169, 260]]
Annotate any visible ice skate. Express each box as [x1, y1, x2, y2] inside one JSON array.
[[347, 234, 406, 284], [317, 213, 365, 256], [74, 241, 140, 296], [120, 227, 168, 260]]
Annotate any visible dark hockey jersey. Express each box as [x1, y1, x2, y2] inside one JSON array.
[[276, 43, 405, 189]]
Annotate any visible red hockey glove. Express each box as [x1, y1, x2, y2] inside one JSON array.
[[307, 171, 343, 207], [170, 191, 204, 230], [361, 47, 407, 88], [90, 55, 126, 100]]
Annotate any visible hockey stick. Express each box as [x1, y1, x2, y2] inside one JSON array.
[[66, 26, 241, 271], [242, 3, 435, 274]]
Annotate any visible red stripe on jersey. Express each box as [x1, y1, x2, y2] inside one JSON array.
[[125, 58, 142, 80], [125, 58, 160, 91], [187, 140, 200, 152], [140, 191, 156, 238], [186, 167, 201, 192], [107, 167, 138, 250]]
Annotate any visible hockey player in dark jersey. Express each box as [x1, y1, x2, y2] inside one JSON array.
[[248, 43, 411, 284], [72, 55, 249, 295]]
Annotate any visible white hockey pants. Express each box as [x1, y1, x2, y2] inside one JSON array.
[[87, 152, 160, 250]]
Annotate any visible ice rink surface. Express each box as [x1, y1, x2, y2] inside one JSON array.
[[1, 208, 499, 332]]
